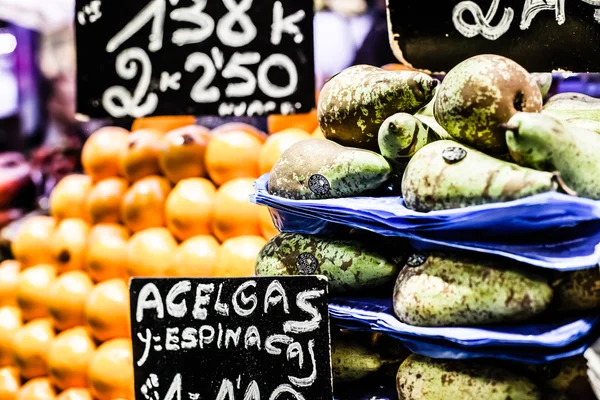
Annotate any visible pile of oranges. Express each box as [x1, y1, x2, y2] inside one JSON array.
[[0, 112, 322, 399]]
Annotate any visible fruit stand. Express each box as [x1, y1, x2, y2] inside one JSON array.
[[0, 0, 600, 399]]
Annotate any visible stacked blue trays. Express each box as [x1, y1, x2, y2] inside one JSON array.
[[252, 173, 600, 365]]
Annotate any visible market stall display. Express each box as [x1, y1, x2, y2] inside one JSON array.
[[253, 54, 600, 398]]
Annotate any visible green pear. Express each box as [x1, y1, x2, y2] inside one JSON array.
[[378, 113, 440, 173], [396, 354, 542, 400], [552, 268, 600, 312], [532, 73, 553, 98], [565, 117, 600, 134], [393, 252, 553, 326], [401, 140, 569, 212], [543, 92, 600, 122], [255, 233, 399, 294], [318, 65, 438, 152], [504, 112, 600, 200], [434, 54, 543, 154], [331, 335, 386, 383], [268, 138, 391, 200]]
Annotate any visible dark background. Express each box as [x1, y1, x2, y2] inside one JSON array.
[[75, 0, 315, 118], [388, 0, 600, 73]]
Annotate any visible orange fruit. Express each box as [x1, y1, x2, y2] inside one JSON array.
[[0, 366, 20, 400], [168, 235, 220, 277], [158, 125, 211, 183], [47, 327, 96, 390], [258, 129, 311, 175], [50, 219, 91, 273], [47, 271, 94, 332], [13, 318, 55, 379], [165, 178, 216, 241], [88, 338, 134, 400], [56, 388, 92, 400], [211, 178, 262, 242], [120, 175, 171, 233], [381, 63, 414, 71], [85, 177, 128, 224], [16, 264, 57, 321], [267, 109, 319, 134], [214, 236, 266, 277], [16, 377, 55, 400], [131, 115, 196, 134], [11, 216, 56, 267], [205, 123, 266, 186], [84, 279, 130, 342], [0, 307, 21, 367], [119, 129, 163, 182], [81, 126, 129, 182], [49, 174, 92, 221], [86, 224, 129, 283], [312, 126, 325, 139], [126, 228, 177, 277], [258, 207, 279, 240], [0, 261, 20, 307]]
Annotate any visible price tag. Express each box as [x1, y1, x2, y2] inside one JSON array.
[[387, 0, 600, 72], [129, 276, 333, 400], [75, 0, 315, 119]]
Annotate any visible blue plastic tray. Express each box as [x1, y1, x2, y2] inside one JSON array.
[[329, 298, 599, 348], [329, 298, 600, 364], [253, 174, 600, 270]]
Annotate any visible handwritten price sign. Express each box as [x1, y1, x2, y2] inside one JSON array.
[[75, 0, 315, 119], [387, 0, 600, 72], [129, 277, 333, 400]]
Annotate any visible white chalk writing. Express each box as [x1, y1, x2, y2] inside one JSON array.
[[453, 0, 600, 41]]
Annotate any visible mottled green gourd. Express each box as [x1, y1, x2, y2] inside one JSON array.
[[401, 140, 565, 212], [318, 65, 438, 152], [254, 233, 398, 294], [552, 268, 600, 312], [434, 54, 543, 154], [267, 138, 391, 200], [331, 336, 385, 383], [393, 253, 553, 326], [505, 112, 600, 200], [377, 113, 440, 172], [396, 354, 542, 400], [543, 92, 600, 122]]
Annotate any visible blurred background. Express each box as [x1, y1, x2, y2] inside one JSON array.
[[0, 0, 599, 229]]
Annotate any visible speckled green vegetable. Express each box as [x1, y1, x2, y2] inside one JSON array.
[[505, 112, 600, 200], [434, 54, 543, 154], [552, 269, 600, 311], [267, 138, 391, 200], [331, 336, 385, 383], [254, 233, 398, 294], [378, 113, 440, 172], [401, 140, 563, 212], [318, 65, 438, 152], [396, 354, 542, 400], [543, 92, 600, 122], [393, 253, 553, 326]]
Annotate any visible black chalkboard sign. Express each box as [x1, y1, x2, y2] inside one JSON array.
[[387, 0, 600, 73], [129, 276, 333, 400], [75, 0, 315, 119]]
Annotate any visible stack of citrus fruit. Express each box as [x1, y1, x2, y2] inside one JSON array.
[[0, 113, 322, 399]]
